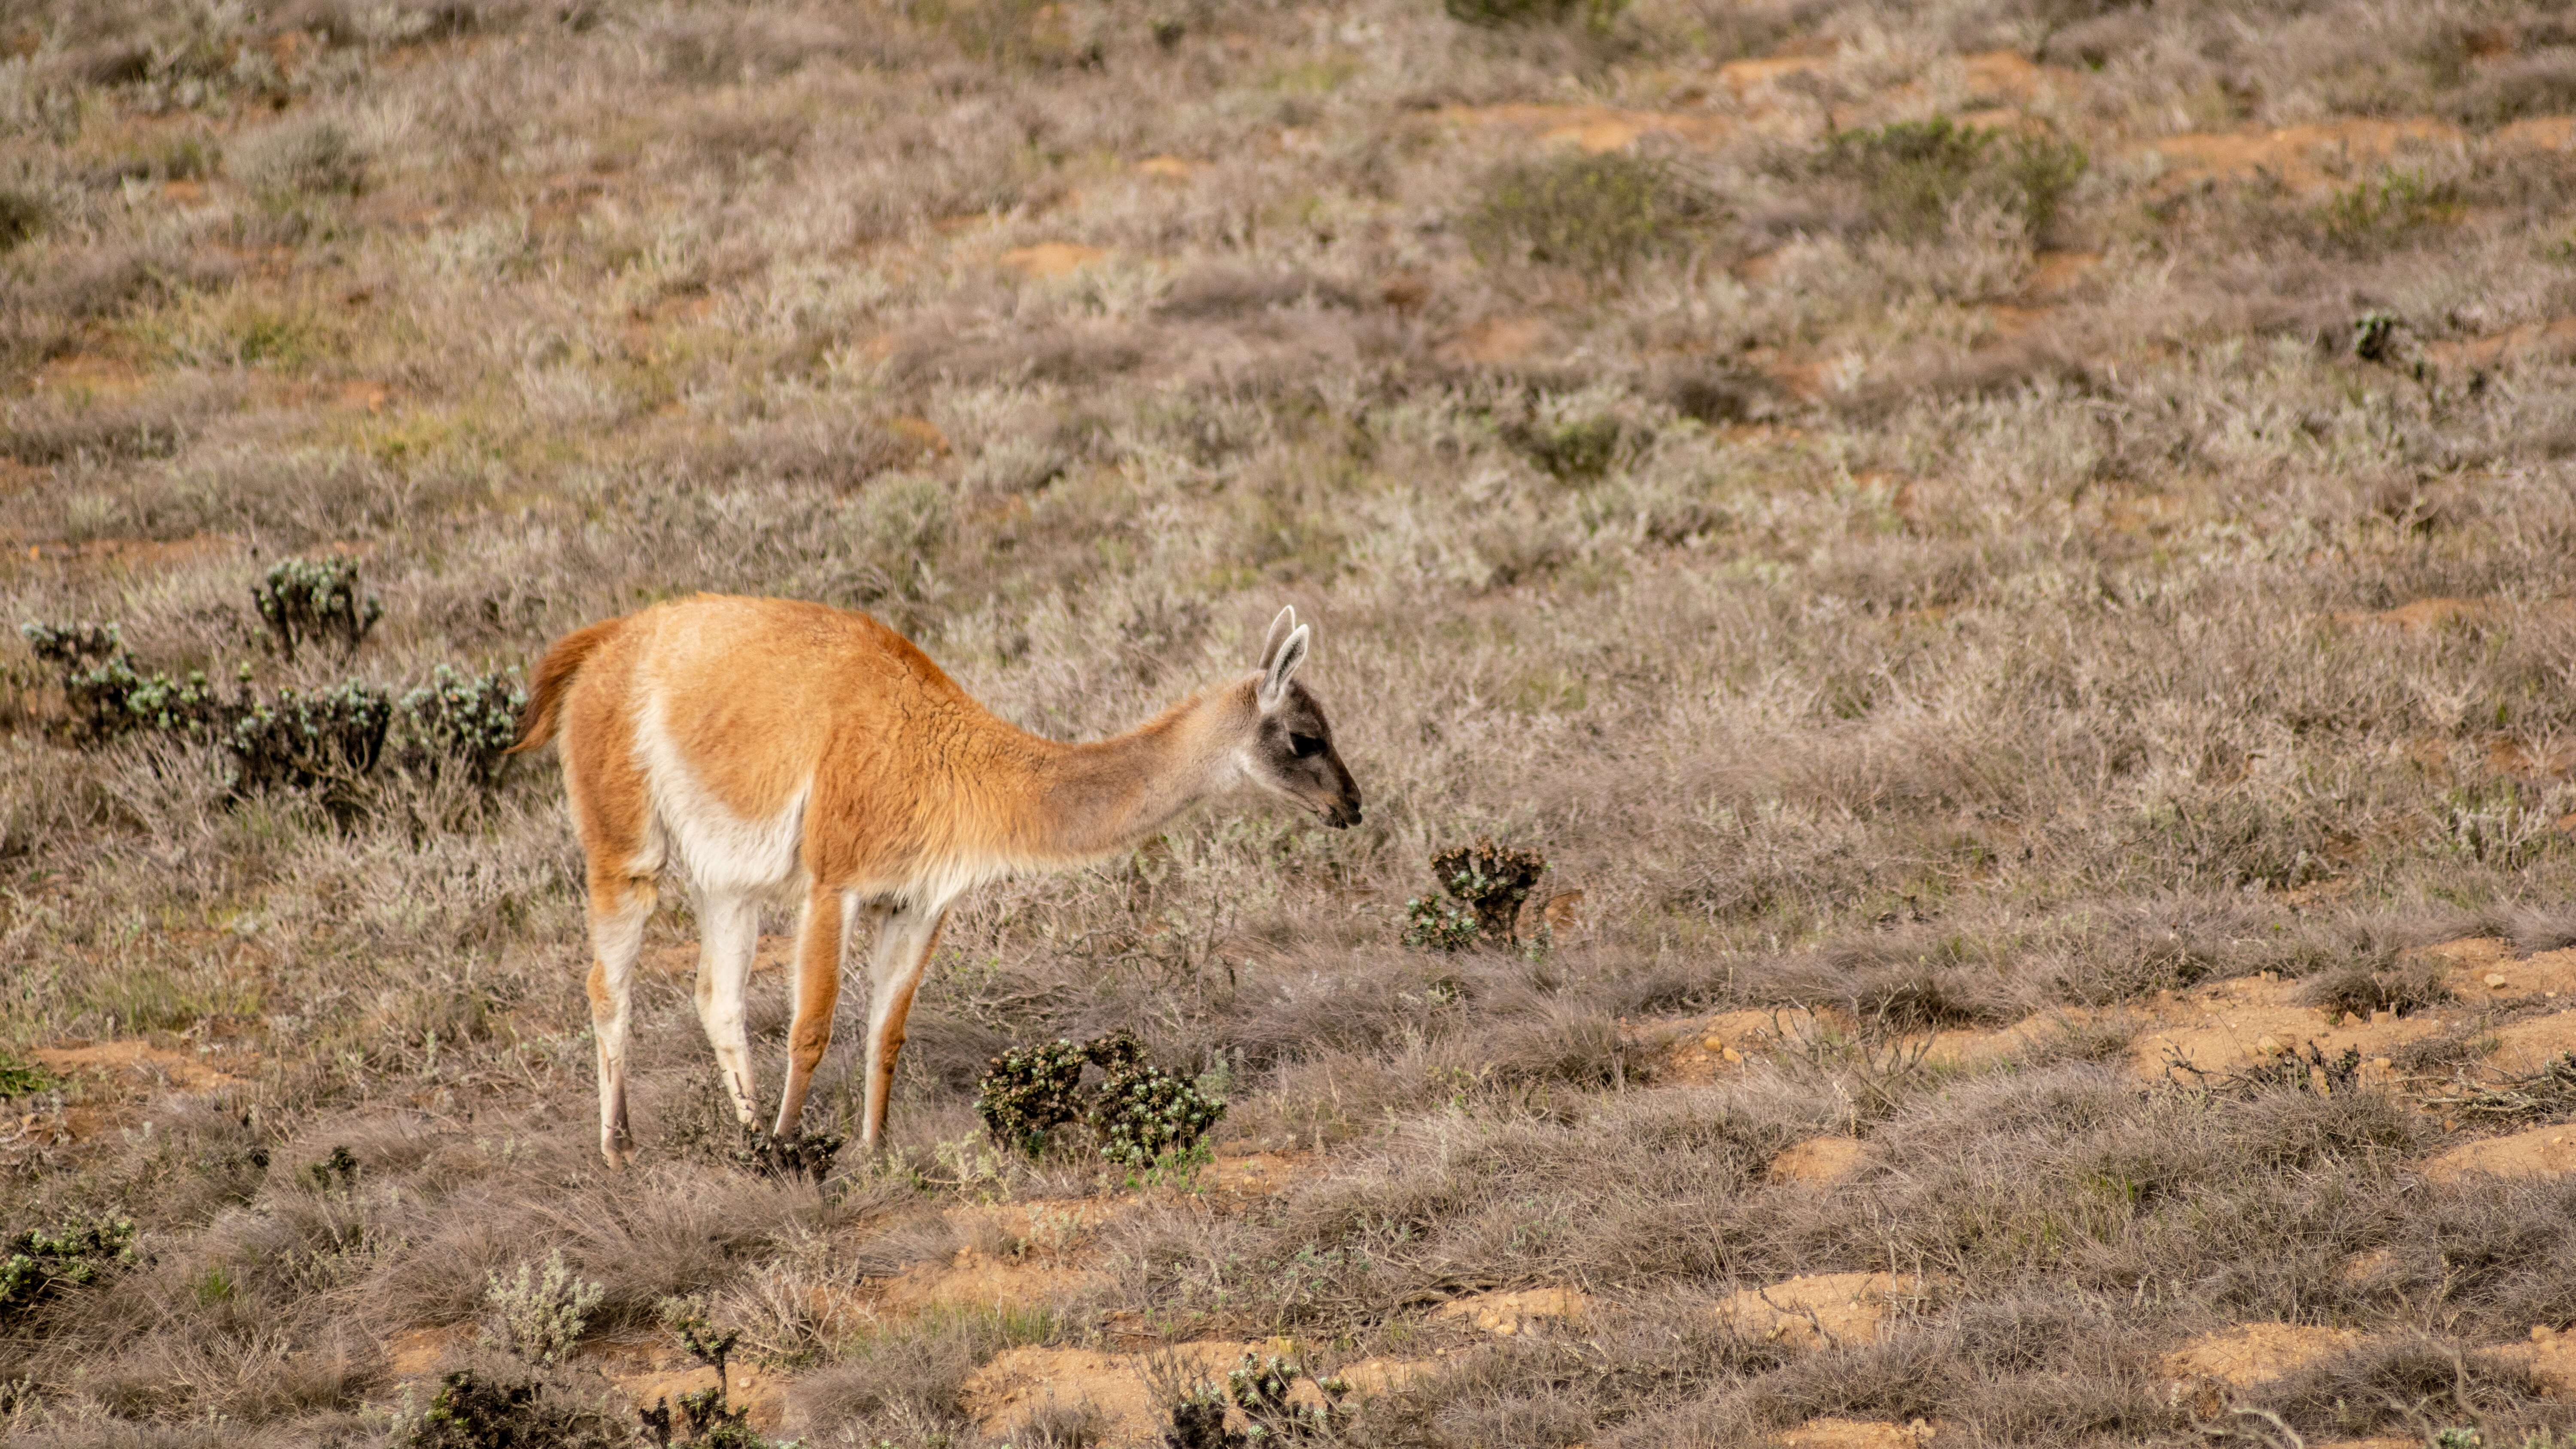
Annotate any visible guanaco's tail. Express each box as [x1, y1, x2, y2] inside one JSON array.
[[509, 617, 625, 754]]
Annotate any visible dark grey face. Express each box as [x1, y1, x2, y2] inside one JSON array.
[[1252, 680, 1362, 828]]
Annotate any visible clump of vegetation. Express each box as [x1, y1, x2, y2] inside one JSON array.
[[729, 1124, 844, 1182], [640, 1295, 775, 1447], [1086, 1031, 1226, 1168], [1, 1218, 137, 1323], [0, 1049, 53, 1098], [0, 187, 44, 252], [1504, 414, 1631, 482], [1403, 837, 1550, 951], [409, 1368, 627, 1449], [1401, 894, 1482, 951], [2297, 957, 2451, 1019], [232, 118, 368, 203], [303, 1144, 360, 1193], [976, 1032, 1224, 1164], [226, 679, 396, 795], [1464, 152, 1709, 278], [2426, 1053, 2576, 1124], [254, 556, 382, 659], [1819, 117, 2087, 239], [398, 665, 526, 786], [1443, 0, 1622, 30], [2322, 168, 2460, 252], [479, 1248, 604, 1364], [22, 611, 522, 801], [1165, 1353, 1350, 1448], [976, 1038, 1093, 1157], [21, 623, 231, 742]]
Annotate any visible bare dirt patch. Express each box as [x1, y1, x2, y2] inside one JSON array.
[[2138, 118, 2464, 197], [33, 1038, 248, 1094], [1780, 1419, 1940, 1448], [2425, 1123, 2576, 1182], [1715, 1272, 1936, 1351], [876, 1245, 1102, 1316], [2161, 1323, 2364, 1388], [1000, 243, 1109, 279], [1443, 103, 1733, 155], [1432, 1286, 1591, 1336], [2128, 975, 2442, 1085], [1769, 1134, 1866, 1188], [965, 1341, 1252, 1446]]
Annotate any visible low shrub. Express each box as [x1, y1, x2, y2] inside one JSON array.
[[1443, 0, 1623, 30], [1408, 838, 1549, 947], [975, 1032, 1225, 1164], [480, 1248, 605, 1364], [1464, 152, 1710, 279], [1, 1217, 137, 1323], [1819, 117, 2087, 240], [2321, 168, 2461, 252], [409, 1367, 628, 1449], [254, 556, 382, 659], [21, 619, 525, 801], [1164, 1353, 1350, 1447], [1087, 1033, 1227, 1168], [232, 118, 368, 202], [0, 188, 43, 252]]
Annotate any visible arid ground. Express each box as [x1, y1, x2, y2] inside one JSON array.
[[8, 0, 2576, 1444]]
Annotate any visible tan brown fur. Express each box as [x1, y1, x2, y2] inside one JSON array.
[[515, 594, 1359, 1162]]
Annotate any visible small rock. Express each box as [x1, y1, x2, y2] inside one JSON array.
[[2489, 973, 2512, 989], [1722, 1047, 1744, 1063], [2254, 1034, 2286, 1057], [2371, 1057, 2393, 1070]]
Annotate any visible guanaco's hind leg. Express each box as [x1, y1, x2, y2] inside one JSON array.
[[859, 899, 950, 1153], [586, 869, 656, 1166], [775, 887, 865, 1137], [693, 891, 762, 1126]]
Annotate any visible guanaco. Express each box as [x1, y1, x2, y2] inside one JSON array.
[[508, 595, 1361, 1166]]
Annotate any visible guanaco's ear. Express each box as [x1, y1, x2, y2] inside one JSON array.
[[1258, 623, 1310, 712], [1257, 606, 1298, 672]]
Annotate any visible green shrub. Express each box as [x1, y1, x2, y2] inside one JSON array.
[[254, 556, 382, 659], [409, 1368, 627, 1449], [1431, 838, 1549, 944], [1464, 152, 1708, 278], [399, 665, 527, 787], [226, 679, 395, 794], [1085, 1032, 1226, 1168], [0, 1218, 136, 1324], [1166, 1354, 1351, 1447], [1819, 117, 2087, 240], [1401, 896, 1480, 951], [975, 1038, 1092, 1157], [0, 188, 43, 252], [2322, 168, 2461, 251], [480, 1248, 603, 1364], [975, 1032, 1225, 1164], [0, 1050, 52, 1099], [1504, 414, 1630, 481], [1443, 0, 1623, 30], [20, 623, 230, 743], [232, 118, 367, 202]]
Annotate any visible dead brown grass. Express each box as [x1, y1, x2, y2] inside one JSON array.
[[7, 0, 2576, 1444]]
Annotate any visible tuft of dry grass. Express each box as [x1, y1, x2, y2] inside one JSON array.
[[6, 0, 2576, 1443]]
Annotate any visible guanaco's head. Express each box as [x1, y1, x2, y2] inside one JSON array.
[[1239, 606, 1362, 829]]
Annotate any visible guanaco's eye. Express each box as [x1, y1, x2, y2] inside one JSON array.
[[1289, 733, 1327, 758]]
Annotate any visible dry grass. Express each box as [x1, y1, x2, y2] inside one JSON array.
[[6, 0, 2576, 1443]]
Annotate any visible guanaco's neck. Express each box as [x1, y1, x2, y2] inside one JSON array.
[[1013, 685, 1250, 862]]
